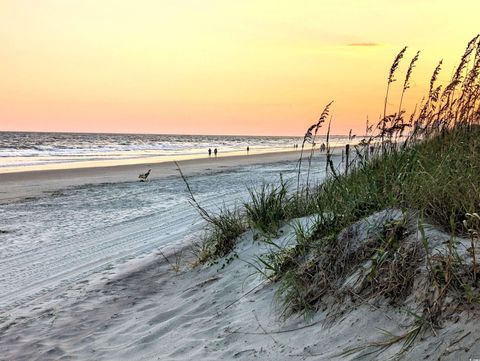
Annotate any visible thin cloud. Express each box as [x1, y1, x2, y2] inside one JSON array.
[[347, 42, 380, 47]]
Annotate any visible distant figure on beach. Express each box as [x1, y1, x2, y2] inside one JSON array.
[[247, 146, 250, 154], [138, 169, 151, 182], [320, 143, 326, 152], [214, 148, 218, 157], [208, 148, 212, 157]]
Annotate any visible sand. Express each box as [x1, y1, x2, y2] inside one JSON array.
[[2, 149, 336, 312], [7, 148, 474, 360], [1, 215, 479, 361], [0, 150, 307, 203]]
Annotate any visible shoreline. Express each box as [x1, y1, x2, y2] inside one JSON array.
[[0, 147, 299, 174], [0, 147, 342, 203]]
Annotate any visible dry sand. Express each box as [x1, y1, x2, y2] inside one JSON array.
[[1, 215, 479, 360]]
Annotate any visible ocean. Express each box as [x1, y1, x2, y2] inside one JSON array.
[[0, 131, 350, 171]]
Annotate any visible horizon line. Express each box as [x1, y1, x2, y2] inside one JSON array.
[[0, 129, 352, 138]]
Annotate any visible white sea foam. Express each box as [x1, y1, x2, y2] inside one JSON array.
[[0, 131, 350, 168]]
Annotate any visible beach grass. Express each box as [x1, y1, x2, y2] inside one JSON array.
[[185, 36, 480, 325], [196, 207, 246, 263], [244, 179, 289, 235], [273, 125, 480, 314], [185, 37, 480, 343], [267, 35, 480, 328]]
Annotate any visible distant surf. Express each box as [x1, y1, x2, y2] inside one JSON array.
[[0, 131, 350, 171]]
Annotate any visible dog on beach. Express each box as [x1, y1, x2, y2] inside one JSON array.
[[138, 169, 151, 182]]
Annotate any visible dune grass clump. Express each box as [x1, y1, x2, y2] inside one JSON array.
[[360, 217, 426, 304], [274, 126, 480, 318], [288, 34, 480, 245], [176, 161, 247, 263], [309, 125, 480, 235], [272, 212, 411, 316], [244, 180, 289, 235], [196, 208, 246, 263]]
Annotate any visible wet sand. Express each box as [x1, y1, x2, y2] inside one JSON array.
[[0, 149, 308, 202]]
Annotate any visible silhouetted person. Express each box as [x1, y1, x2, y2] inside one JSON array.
[[247, 146, 250, 154], [208, 148, 212, 157], [214, 148, 218, 157]]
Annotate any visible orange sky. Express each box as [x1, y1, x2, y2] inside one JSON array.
[[0, 0, 478, 136]]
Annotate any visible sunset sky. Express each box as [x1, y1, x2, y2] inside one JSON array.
[[0, 0, 478, 136]]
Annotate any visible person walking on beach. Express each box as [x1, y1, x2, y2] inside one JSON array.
[[247, 146, 250, 155], [214, 148, 218, 157], [208, 148, 212, 157]]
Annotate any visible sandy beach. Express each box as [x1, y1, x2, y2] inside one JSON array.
[[0, 149, 337, 360], [2, 212, 478, 361], [1, 217, 392, 361], [0, 149, 308, 202], [2, 148, 326, 306], [4, 146, 477, 361], [1, 137, 479, 361]]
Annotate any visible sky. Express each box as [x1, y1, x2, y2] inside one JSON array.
[[0, 0, 479, 136]]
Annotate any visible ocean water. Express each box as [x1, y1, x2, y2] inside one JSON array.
[[0, 131, 350, 170]]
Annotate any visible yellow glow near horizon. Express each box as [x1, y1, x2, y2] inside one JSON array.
[[0, 0, 478, 136]]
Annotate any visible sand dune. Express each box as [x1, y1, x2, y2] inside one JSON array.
[[2, 215, 478, 360]]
